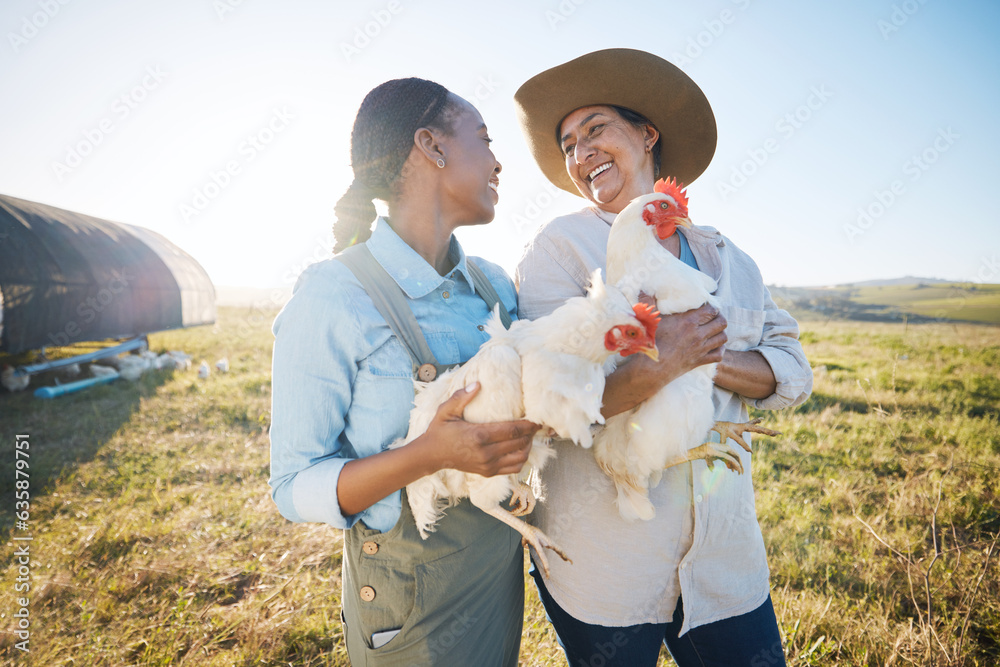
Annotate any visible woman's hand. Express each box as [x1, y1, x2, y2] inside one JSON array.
[[415, 382, 540, 477], [600, 302, 727, 419], [337, 383, 539, 518], [646, 301, 728, 380]]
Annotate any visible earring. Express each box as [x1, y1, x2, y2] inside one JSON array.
[[436, 158, 446, 168]]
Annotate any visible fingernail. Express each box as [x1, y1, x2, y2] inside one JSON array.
[[465, 382, 479, 392]]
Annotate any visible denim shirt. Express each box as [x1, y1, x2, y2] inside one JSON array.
[[269, 218, 518, 532]]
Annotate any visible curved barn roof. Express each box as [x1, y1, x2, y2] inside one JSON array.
[[0, 194, 215, 354]]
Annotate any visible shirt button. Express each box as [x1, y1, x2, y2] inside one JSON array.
[[695, 494, 703, 504], [477, 325, 484, 331], [360, 585, 376, 602], [681, 562, 688, 570], [442, 291, 450, 299], [417, 363, 437, 382], [362, 541, 379, 555]]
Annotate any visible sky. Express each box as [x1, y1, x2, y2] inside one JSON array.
[[1, 0, 998, 293]]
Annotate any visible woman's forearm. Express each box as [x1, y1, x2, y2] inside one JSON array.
[[337, 436, 441, 517], [714, 349, 776, 399]]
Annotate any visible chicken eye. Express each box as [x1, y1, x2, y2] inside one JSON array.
[[628, 330, 636, 337], [660, 202, 669, 210]]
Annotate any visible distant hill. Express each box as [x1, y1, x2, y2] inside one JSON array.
[[836, 276, 953, 288], [769, 281, 1000, 325]]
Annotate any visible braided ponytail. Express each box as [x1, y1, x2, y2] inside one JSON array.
[[333, 180, 377, 252], [333, 78, 458, 253]]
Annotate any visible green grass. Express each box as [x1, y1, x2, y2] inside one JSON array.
[[1, 309, 998, 665]]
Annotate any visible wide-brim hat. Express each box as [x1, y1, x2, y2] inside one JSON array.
[[514, 48, 717, 196]]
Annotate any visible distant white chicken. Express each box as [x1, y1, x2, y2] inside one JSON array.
[[597, 177, 780, 521], [119, 355, 150, 382], [198, 361, 210, 379], [89, 364, 119, 379], [397, 270, 660, 576], [2, 364, 30, 392], [215, 358, 229, 373], [168, 351, 193, 371]]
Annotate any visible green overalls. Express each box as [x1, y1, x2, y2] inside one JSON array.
[[337, 245, 523, 666]]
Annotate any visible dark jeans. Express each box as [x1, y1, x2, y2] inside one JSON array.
[[530, 564, 787, 667]]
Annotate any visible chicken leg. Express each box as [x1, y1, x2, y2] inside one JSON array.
[[482, 506, 571, 578]]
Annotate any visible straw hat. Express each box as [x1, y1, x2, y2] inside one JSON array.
[[514, 48, 717, 196]]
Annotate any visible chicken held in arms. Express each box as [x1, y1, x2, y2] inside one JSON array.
[[395, 270, 659, 575], [596, 177, 780, 521]]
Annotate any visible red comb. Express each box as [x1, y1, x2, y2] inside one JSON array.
[[632, 302, 661, 338], [653, 177, 689, 209]]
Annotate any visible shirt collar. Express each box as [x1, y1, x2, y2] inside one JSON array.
[[365, 217, 475, 299]]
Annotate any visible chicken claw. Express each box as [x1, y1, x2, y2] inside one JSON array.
[[483, 507, 571, 578], [508, 482, 536, 517], [684, 442, 744, 475], [711, 418, 781, 453]]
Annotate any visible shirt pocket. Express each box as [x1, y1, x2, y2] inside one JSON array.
[[722, 305, 765, 352], [365, 332, 461, 378], [366, 337, 413, 378]]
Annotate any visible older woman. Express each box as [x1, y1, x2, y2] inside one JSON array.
[[514, 49, 813, 666], [270, 78, 538, 665]]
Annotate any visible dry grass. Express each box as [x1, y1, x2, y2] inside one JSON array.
[[1, 309, 997, 665]]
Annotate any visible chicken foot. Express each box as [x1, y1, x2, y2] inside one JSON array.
[[482, 506, 571, 578], [507, 482, 536, 517], [712, 418, 781, 452], [662, 442, 745, 475]]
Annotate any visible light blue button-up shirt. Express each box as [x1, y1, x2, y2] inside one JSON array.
[[269, 218, 518, 532]]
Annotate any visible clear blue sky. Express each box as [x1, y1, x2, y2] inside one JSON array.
[[1, 0, 997, 289]]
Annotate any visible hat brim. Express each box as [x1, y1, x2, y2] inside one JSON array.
[[514, 48, 717, 197]]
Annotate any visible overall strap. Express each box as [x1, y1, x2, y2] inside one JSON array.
[[467, 260, 513, 330], [336, 244, 446, 381]]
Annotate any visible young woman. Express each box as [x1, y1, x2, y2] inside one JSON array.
[[514, 49, 813, 666], [269, 77, 539, 665]]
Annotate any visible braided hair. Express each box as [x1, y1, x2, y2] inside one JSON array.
[[333, 78, 459, 252]]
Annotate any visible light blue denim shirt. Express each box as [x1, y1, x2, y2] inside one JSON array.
[[269, 218, 518, 532]]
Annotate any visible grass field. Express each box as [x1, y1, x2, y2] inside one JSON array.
[[1, 306, 998, 665]]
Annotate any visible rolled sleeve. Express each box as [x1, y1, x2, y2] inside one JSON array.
[[744, 290, 813, 411], [268, 266, 362, 529]]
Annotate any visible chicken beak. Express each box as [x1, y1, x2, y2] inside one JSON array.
[[673, 216, 693, 229], [640, 344, 659, 362]]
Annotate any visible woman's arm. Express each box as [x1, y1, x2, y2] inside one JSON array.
[[714, 349, 777, 400], [337, 383, 538, 516]]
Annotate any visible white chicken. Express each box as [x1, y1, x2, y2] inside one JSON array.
[[597, 177, 780, 521], [396, 270, 660, 576], [2, 364, 30, 392]]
